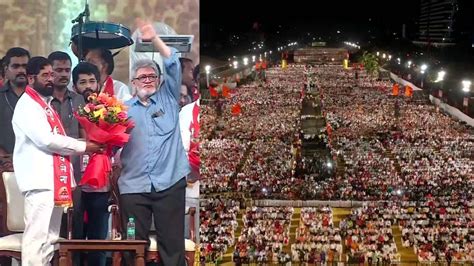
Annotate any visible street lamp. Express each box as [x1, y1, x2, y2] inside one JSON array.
[[435, 71, 446, 83], [435, 70, 446, 100], [407, 61, 412, 68], [420, 64, 428, 74], [420, 64, 428, 88], [252, 55, 256, 63], [243, 57, 249, 66], [462, 80, 472, 113], [205, 65, 211, 87], [233, 61, 238, 69], [462, 80, 471, 92]]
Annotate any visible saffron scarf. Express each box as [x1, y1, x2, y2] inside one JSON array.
[[25, 86, 73, 207]]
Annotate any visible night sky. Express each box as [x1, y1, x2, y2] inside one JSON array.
[[201, 0, 420, 58]]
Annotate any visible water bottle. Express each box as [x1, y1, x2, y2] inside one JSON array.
[[127, 217, 135, 240]]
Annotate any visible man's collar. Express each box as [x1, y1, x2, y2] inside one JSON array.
[[0, 81, 26, 97], [52, 88, 73, 101], [0, 81, 13, 93], [132, 92, 158, 106]]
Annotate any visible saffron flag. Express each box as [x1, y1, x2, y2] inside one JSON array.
[[231, 103, 241, 116], [405, 86, 413, 97], [209, 86, 218, 97], [392, 84, 399, 96], [222, 85, 231, 98]]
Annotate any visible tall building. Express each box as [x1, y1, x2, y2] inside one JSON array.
[[417, 0, 458, 44]]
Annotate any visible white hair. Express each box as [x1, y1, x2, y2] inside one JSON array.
[[129, 22, 177, 82], [131, 59, 160, 79]]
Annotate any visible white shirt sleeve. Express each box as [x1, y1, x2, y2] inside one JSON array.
[[179, 102, 193, 153], [12, 97, 86, 155], [113, 80, 132, 102]]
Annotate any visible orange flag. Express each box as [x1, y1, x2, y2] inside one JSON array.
[[405, 86, 413, 97], [392, 84, 399, 96], [222, 85, 231, 98], [231, 103, 241, 116], [209, 86, 218, 97], [326, 123, 333, 136]]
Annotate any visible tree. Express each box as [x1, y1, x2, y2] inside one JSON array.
[[360, 51, 379, 76]]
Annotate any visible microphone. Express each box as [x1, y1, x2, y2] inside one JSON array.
[[71, 0, 90, 23], [84, 1, 90, 22]]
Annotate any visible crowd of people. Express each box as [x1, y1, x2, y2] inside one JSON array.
[[235, 138, 297, 199], [341, 203, 401, 264], [292, 206, 343, 264], [347, 200, 474, 263], [397, 200, 473, 262], [303, 65, 473, 202], [201, 66, 305, 199], [200, 138, 250, 194], [234, 207, 293, 263], [200, 63, 473, 264], [199, 197, 240, 263]]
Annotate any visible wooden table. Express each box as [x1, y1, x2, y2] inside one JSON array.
[[57, 239, 147, 266]]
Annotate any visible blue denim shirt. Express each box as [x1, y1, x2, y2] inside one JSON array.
[[119, 48, 190, 194]]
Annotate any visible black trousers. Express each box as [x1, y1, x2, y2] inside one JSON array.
[[82, 191, 110, 266], [120, 178, 186, 266]]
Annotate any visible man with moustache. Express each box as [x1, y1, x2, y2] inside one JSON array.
[[48, 51, 86, 184], [71, 61, 111, 266], [12, 56, 103, 265], [119, 20, 190, 266], [179, 57, 196, 106], [85, 48, 132, 101], [72, 62, 101, 102], [48, 52, 87, 266], [0, 47, 30, 156]]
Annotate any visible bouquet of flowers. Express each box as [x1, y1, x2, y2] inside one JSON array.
[[75, 93, 134, 188]]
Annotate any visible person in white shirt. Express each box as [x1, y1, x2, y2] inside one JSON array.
[[12, 56, 102, 266], [179, 63, 200, 243]]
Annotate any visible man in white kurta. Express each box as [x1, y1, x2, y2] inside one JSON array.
[[12, 56, 101, 265], [179, 98, 200, 243]]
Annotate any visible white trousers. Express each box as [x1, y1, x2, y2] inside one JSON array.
[[22, 189, 63, 266]]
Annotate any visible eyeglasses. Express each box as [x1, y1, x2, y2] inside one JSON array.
[[35, 72, 56, 79], [134, 75, 158, 83]]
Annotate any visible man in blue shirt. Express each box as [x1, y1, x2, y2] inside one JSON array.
[[119, 21, 190, 266]]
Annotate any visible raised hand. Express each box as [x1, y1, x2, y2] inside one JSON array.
[[136, 18, 156, 42]]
